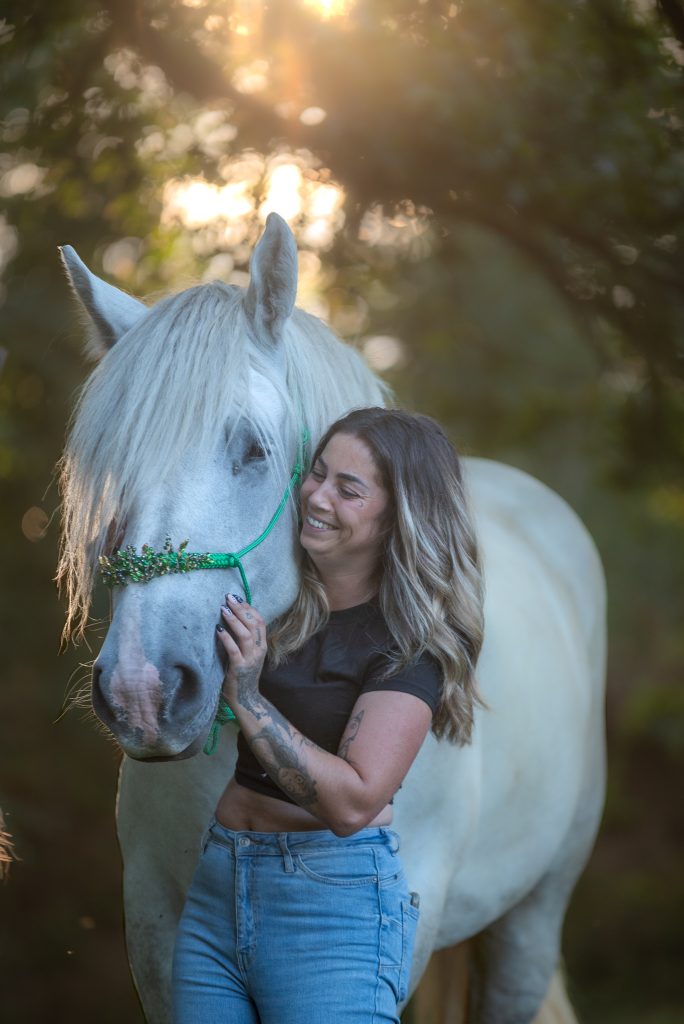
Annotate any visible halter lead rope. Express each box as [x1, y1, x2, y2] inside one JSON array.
[[97, 429, 310, 755], [202, 693, 237, 756]]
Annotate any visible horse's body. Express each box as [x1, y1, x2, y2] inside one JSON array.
[[60, 214, 605, 1024]]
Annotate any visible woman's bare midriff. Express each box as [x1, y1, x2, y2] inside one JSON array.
[[215, 777, 393, 833]]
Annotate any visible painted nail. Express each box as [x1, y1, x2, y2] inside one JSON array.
[[231, 593, 244, 604], [221, 605, 233, 617], [216, 624, 225, 633]]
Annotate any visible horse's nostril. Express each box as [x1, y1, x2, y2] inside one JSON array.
[[89, 657, 212, 758], [159, 664, 208, 732]]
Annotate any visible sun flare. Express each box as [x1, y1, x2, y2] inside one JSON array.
[[302, 0, 356, 20]]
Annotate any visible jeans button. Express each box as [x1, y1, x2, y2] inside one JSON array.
[[238, 837, 250, 847]]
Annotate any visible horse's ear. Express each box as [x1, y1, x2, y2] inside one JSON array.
[[244, 213, 298, 352], [59, 245, 147, 360]]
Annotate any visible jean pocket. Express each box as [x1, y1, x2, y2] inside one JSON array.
[[379, 893, 420, 1004], [294, 847, 379, 887], [399, 897, 420, 1002]]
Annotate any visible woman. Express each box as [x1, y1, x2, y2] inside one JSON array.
[[172, 407, 485, 1023]]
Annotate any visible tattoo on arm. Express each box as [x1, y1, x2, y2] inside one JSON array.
[[241, 697, 320, 808], [255, 627, 262, 647], [338, 709, 365, 762], [235, 667, 268, 719]]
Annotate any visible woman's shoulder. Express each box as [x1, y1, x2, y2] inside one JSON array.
[[325, 599, 443, 710], [362, 644, 443, 713]]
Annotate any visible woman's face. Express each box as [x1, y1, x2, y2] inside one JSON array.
[[299, 432, 390, 574]]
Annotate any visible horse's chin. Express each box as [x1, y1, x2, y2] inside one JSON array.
[[126, 733, 208, 763]]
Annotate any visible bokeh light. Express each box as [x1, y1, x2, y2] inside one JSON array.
[[0, 214, 18, 275], [232, 59, 270, 95], [302, 0, 356, 19], [21, 506, 49, 542], [362, 335, 406, 372], [300, 107, 327, 126], [358, 202, 434, 258], [162, 177, 255, 229], [160, 151, 347, 262], [0, 162, 47, 198], [101, 238, 143, 280], [260, 162, 304, 222]]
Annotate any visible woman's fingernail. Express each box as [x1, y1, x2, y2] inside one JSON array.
[[231, 593, 244, 604], [216, 624, 225, 632], [221, 606, 232, 617]]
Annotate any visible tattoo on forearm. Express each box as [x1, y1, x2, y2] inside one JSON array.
[[235, 667, 268, 719], [338, 709, 365, 762], [246, 702, 320, 808]]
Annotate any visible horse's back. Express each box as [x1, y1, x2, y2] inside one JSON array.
[[398, 459, 606, 943], [466, 455, 606, 826], [465, 456, 606, 654]]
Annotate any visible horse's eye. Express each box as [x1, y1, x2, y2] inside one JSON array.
[[245, 440, 269, 463]]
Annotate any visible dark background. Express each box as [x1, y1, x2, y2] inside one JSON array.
[[1, 2, 683, 1021]]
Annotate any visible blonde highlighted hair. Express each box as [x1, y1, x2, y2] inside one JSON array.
[[269, 408, 485, 744]]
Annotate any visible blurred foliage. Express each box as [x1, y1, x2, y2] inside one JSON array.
[[3, 0, 684, 470], [0, 1, 682, 1021]]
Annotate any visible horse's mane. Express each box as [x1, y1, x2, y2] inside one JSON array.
[[58, 280, 388, 639]]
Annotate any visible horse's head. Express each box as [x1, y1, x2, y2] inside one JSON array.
[[59, 214, 386, 760]]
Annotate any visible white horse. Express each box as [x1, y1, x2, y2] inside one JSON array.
[[59, 213, 606, 1024]]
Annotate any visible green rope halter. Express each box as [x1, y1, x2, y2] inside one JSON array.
[[97, 429, 310, 755], [98, 437, 309, 603], [202, 693, 237, 756]]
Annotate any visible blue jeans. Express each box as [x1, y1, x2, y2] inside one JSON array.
[[172, 818, 420, 1023]]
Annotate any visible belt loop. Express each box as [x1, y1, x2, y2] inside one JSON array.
[[382, 828, 400, 854], [277, 833, 295, 873]]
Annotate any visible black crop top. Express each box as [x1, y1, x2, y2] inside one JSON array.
[[234, 599, 443, 804]]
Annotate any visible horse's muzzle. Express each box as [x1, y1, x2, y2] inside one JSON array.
[[91, 658, 215, 759]]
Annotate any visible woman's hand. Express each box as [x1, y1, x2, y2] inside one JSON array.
[[216, 594, 268, 715]]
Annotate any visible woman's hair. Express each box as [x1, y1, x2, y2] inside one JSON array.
[[269, 407, 485, 745]]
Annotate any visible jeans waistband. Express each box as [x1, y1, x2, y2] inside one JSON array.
[[205, 817, 401, 856]]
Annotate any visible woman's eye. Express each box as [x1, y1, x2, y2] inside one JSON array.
[[340, 489, 358, 499], [310, 468, 325, 480]]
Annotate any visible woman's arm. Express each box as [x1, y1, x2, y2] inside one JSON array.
[[217, 595, 432, 836]]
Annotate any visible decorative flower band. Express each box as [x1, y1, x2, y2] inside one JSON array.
[[98, 538, 237, 588]]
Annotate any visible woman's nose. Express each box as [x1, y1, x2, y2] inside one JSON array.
[[308, 481, 333, 510]]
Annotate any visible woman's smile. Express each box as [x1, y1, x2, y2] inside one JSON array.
[[303, 513, 338, 532], [299, 432, 388, 572]]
